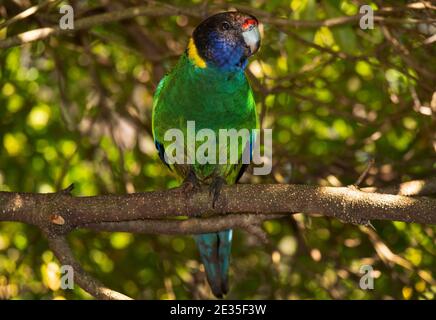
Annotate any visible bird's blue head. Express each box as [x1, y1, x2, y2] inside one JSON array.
[[188, 11, 261, 72]]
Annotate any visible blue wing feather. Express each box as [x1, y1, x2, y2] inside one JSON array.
[[154, 140, 171, 170]]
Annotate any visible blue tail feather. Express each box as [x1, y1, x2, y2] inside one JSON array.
[[195, 230, 232, 298]]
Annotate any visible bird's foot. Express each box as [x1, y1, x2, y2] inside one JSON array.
[[209, 177, 226, 208], [180, 171, 201, 197]]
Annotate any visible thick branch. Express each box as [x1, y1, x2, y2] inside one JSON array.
[[1, 183, 435, 234]]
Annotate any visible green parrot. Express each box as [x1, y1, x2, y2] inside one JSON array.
[[152, 11, 260, 298]]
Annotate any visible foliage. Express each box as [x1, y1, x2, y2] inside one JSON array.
[[0, 0, 435, 299]]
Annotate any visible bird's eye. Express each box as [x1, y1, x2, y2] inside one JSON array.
[[221, 21, 230, 31]]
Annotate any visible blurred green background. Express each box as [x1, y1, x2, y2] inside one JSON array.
[[0, 0, 435, 299]]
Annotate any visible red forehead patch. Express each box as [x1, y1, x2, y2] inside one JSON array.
[[242, 18, 258, 29]]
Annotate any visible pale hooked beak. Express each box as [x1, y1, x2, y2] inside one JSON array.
[[242, 24, 261, 56]]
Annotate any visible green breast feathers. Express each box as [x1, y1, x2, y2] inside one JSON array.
[[152, 54, 258, 183]]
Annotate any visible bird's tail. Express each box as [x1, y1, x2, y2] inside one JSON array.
[[195, 229, 232, 298]]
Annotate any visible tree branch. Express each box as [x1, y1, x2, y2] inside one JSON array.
[[85, 213, 285, 236], [1, 179, 435, 299], [0, 5, 180, 49], [0, 0, 61, 29], [1, 182, 435, 232], [1, 2, 435, 49], [46, 234, 132, 300], [361, 177, 436, 197]]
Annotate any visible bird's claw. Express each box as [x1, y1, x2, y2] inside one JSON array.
[[181, 171, 201, 197], [209, 177, 226, 208]]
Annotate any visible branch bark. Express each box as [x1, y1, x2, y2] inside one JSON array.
[[1, 182, 436, 231], [361, 177, 436, 197], [1, 179, 435, 299]]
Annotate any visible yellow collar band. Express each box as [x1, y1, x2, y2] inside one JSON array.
[[188, 38, 207, 69]]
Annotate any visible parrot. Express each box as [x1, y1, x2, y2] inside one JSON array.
[[152, 11, 261, 298]]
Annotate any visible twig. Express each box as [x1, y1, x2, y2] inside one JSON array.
[[381, 25, 436, 81], [361, 177, 436, 196], [1, 3, 435, 49], [0, 0, 61, 30], [214, 3, 436, 28], [0, 5, 179, 49], [354, 158, 375, 187], [60, 183, 75, 195], [361, 226, 436, 286]]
